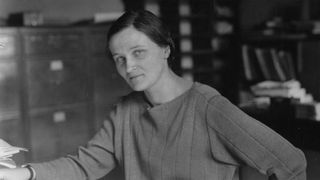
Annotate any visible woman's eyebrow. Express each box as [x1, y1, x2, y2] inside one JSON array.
[[129, 45, 145, 50], [111, 45, 146, 56], [111, 52, 120, 57]]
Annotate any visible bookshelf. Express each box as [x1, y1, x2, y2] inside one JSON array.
[[240, 32, 320, 102], [238, 0, 320, 103], [241, 44, 297, 84]]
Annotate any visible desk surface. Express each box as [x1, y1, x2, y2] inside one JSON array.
[[242, 104, 320, 151]]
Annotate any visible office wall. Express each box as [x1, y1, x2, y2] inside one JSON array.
[[0, 0, 124, 24]]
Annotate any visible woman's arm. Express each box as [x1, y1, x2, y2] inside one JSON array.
[[29, 110, 119, 180], [0, 105, 120, 180], [206, 95, 307, 180]]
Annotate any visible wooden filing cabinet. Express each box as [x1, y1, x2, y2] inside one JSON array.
[[0, 58, 20, 119], [21, 29, 85, 55], [18, 27, 92, 162], [25, 56, 89, 108], [29, 104, 90, 162], [0, 28, 26, 164], [0, 26, 131, 164], [0, 28, 20, 122]]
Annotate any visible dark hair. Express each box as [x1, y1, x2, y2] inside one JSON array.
[[107, 10, 175, 61]]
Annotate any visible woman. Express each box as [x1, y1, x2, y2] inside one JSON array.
[[0, 10, 306, 180]]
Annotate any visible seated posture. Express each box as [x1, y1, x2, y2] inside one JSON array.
[[0, 10, 306, 180]]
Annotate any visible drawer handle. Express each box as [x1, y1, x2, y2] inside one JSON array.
[[180, 38, 192, 52], [53, 111, 66, 123], [50, 60, 64, 71]]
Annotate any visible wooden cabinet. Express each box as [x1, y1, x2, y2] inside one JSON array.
[[0, 29, 20, 121], [0, 28, 26, 165], [0, 57, 20, 119], [25, 56, 89, 108], [18, 27, 92, 162], [0, 26, 130, 163], [29, 105, 90, 162], [21, 29, 85, 55]]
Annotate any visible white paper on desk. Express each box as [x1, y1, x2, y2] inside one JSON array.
[[0, 139, 27, 156], [0, 158, 16, 168], [0, 139, 28, 168]]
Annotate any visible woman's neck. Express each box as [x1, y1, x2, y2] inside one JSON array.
[[144, 70, 193, 106]]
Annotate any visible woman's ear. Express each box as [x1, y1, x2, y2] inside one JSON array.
[[163, 46, 170, 59]]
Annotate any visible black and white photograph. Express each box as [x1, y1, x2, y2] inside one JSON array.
[[0, 0, 319, 179]]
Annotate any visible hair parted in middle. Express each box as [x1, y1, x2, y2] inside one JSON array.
[[107, 10, 176, 61]]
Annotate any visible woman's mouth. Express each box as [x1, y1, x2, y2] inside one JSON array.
[[129, 74, 143, 81]]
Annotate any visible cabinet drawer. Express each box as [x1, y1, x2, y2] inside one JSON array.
[[0, 60, 20, 120], [0, 31, 18, 57], [26, 57, 89, 108], [87, 27, 110, 54], [22, 30, 85, 55], [29, 105, 90, 162]]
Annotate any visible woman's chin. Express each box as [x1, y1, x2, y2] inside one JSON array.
[[128, 82, 146, 92]]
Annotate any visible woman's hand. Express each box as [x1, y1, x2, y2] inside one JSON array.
[[0, 168, 30, 180]]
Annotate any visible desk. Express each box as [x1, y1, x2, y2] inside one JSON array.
[[242, 98, 320, 151]]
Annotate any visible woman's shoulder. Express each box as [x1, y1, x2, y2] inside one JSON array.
[[192, 82, 221, 101], [116, 91, 144, 108], [192, 82, 238, 112]]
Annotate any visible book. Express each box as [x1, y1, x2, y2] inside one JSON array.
[[251, 80, 307, 100], [252, 86, 306, 99], [242, 45, 297, 82], [277, 50, 296, 80], [255, 48, 281, 81], [270, 49, 286, 81], [251, 80, 301, 90], [241, 45, 264, 82], [241, 45, 254, 81]]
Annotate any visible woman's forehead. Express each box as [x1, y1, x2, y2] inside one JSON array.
[[109, 28, 155, 51]]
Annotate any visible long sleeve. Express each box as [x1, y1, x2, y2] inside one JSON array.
[[205, 95, 307, 180], [30, 107, 119, 180]]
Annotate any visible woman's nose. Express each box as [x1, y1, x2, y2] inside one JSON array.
[[126, 58, 137, 73]]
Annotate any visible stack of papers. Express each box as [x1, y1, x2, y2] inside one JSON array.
[[250, 80, 313, 103], [0, 139, 27, 168]]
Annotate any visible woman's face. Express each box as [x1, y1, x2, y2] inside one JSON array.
[[108, 27, 170, 91]]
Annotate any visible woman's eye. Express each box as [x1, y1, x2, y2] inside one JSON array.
[[133, 49, 146, 59], [114, 56, 125, 64]]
